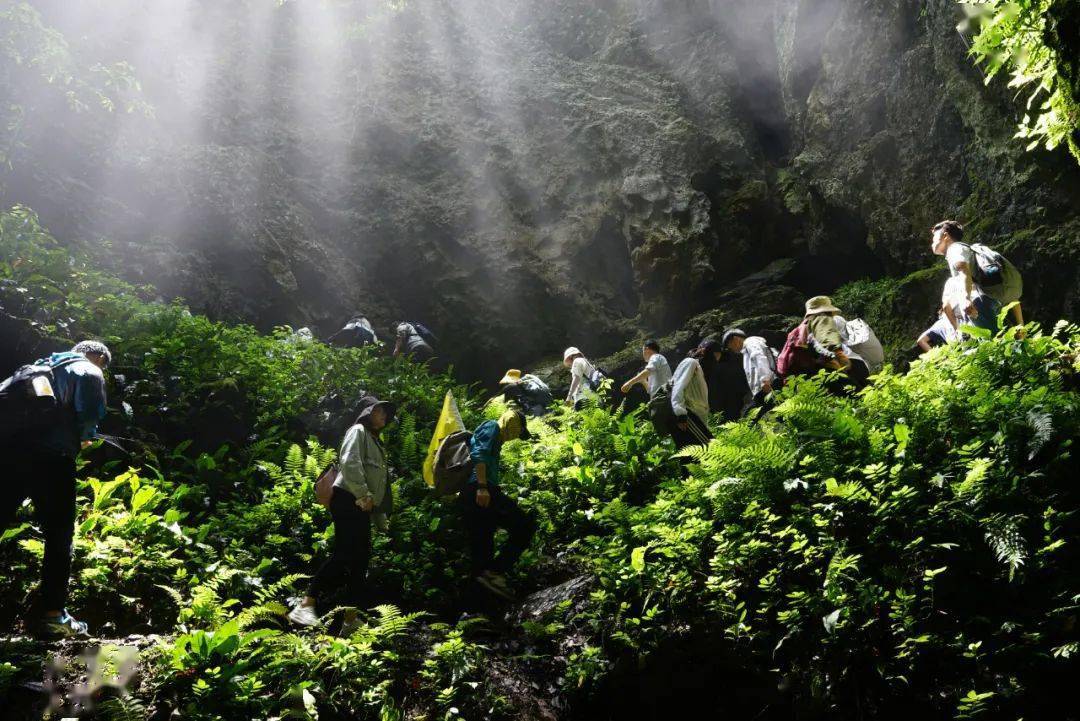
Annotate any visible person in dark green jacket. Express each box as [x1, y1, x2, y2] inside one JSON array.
[[461, 409, 536, 600]]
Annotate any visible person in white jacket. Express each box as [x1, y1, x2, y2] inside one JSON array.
[[669, 339, 720, 451], [563, 347, 599, 410], [722, 328, 779, 416]]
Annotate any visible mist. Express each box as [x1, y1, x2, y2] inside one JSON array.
[[5, 0, 1057, 382]]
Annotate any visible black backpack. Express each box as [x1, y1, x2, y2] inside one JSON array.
[[585, 364, 610, 392], [410, 322, 438, 347], [0, 357, 82, 439], [647, 380, 675, 433]]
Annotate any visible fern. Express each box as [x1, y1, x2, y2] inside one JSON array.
[[983, 514, 1028, 580], [97, 696, 147, 721], [1026, 408, 1053, 460], [284, 444, 305, 476]]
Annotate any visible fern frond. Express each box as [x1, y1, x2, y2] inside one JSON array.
[[236, 601, 288, 629], [983, 514, 1028, 580], [1026, 408, 1053, 460]]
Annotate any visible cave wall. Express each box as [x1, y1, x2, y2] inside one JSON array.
[[2, 0, 1078, 382]]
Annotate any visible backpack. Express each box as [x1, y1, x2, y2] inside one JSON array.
[[330, 319, 376, 348], [0, 356, 83, 440], [964, 243, 1011, 288], [585, 364, 610, 392], [776, 322, 821, 378], [841, 318, 884, 373], [410, 322, 438, 347], [314, 462, 339, 507], [647, 380, 675, 433], [432, 430, 474, 497]]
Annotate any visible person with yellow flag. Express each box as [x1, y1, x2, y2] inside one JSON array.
[[424, 391, 466, 489]]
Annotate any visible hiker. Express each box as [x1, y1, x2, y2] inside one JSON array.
[[669, 340, 719, 450], [499, 369, 553, 417], [803, 296, 871, 390], [461, 409, 536, 599], [722, 328, 779, 416], [393, 321, 435, 362], [916, 274, 976, 352], [563, 347, 604, 410], [290, 395, 395, 631], [620, 339, 672, 398], [0, 340, 110, 637], [328, 315, 379, 348], [929, 221, 1001, 334]]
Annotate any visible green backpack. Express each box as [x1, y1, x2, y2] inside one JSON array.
[[432, 430, 474, 497]]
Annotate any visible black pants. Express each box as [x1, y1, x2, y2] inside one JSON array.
[[669, 412, 713, 451], [459, 485, 536, 576], [309, 487, 371, 608], [0, 448, 77, 612]]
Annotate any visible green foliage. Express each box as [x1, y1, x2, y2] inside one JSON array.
[[2, 206, 1080, 719], [960, 0, 1080, 164]]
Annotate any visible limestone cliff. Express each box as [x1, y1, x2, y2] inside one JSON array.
[[3, 0, 1078, 383]]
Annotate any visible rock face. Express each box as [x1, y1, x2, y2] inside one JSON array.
[[3, 0, 1078, 383]]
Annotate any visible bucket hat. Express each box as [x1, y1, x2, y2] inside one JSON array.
[[805, 296, 842, 316]]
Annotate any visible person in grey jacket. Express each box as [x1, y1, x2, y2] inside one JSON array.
[[289, 394, 396, 630]]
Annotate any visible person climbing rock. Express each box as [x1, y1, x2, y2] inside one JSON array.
[[803, 296, 871, 392], [930, 221, 1001, 335], [461, 409, 536, 600], [0, 340, 110, 638], [563, 347, 603, 410], [327, 315, 379, 348], [916, 274, 977, 352], [393, 321, 435, 362], [722, 328, 779, 417], [290, 395, 396, 633], [620, 339, 672, 398], [669, 340, 718, 452], [499, 369, 553, 417]]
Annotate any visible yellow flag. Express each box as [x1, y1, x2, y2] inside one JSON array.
[[423, 390, 466, 487]]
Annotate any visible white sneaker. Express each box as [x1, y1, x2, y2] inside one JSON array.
[[288, 604, 319, 627], [339, 615, 363, 637]]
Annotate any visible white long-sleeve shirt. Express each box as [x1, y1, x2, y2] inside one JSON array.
[[670, 357, 710, 422], [741, 336, 777, 395]]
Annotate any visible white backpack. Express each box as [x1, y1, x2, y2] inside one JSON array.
[[842, 318, 884, 373]]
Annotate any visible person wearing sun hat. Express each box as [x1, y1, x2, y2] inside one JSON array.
[[803, 296, 870, 390], [289, 394, 397, 629], [563, 346, 603, 410], [498, 369, 553, 417]]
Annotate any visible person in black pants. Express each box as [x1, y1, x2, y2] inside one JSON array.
[[1, 340, 110, 638], [461, 409, 536, 600], [289, 395, 396, 633]]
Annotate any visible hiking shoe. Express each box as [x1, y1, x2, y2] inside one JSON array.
[[288, 604, 319, 627], [34, 610, 89, 639], [476, 571, 516, 601]]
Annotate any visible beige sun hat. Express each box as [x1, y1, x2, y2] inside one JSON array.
[[805, 295, 842, 316], [499, 369, 523, 385], [563, 346, 582, 364]]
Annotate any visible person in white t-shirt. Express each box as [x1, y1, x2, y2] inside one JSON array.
[[930, 220, 999, 334], [563, 347, 599, 410], [620, 339, 672, 397]]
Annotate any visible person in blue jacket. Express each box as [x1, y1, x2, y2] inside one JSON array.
[[0, 340, 110, 638], [460, 409, 536, 600]]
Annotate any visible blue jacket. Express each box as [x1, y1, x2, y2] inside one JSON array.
[[468, 420, 503, 488], [36, 352, 107, 457]]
